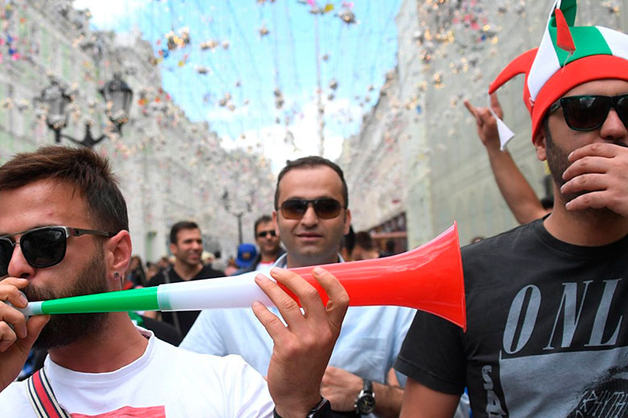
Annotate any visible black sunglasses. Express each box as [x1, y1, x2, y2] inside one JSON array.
[[278, 198, 344, 220], [257, 230, 277, 238], [549, 94, 628, 131], [0, 226, 115, 276]]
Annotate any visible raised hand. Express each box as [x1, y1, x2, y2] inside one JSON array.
[[464, 93, 504, 151], [253, 267, 349, 418]]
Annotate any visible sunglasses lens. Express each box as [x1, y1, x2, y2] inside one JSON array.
[[281, 200, 307, 219], [22, 228, 67, 268], [615, 96, 628, 126], [0, 239, 14, 276], [258, 230, 276, 238], [313, 199, 342, 219], [562, 96, 610, 131]]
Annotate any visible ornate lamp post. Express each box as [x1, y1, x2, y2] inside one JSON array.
[[39, 74, 133, 148], [221, 189, 254, 245]]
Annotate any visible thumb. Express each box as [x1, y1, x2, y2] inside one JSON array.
[[19, 315, 49, 350]]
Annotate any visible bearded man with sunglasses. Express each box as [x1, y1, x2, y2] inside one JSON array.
[[396, 1, 628, 417], [0, 146, 350, 418], [183, 156, 415, 418]]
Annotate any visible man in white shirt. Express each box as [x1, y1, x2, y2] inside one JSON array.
[[0, 146, 348, 417]]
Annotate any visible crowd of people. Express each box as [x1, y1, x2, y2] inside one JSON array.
[[1, 1, 628, 417]]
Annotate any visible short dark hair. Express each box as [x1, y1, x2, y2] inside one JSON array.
[[0, 146, 128, 233], [354, 231, 376, 252], [339, 225, 355, 254], [254, 215, 273, 236], [274, 156, 348, 209], [170, 221, 200, 244]]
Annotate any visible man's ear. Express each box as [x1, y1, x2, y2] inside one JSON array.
[[534, 125, 548, 162], [532, 120, 549, 161], [105, 230, 132, 282]]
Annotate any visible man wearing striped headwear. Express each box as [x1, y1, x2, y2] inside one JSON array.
[[396, 1, 628, 416]]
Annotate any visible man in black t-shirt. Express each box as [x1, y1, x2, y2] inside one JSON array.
[[146, 221, 224, 338], [396, 1, 628, 417]]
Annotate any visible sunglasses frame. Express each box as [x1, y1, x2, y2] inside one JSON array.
[[278, 198, 345, 220], [257, 230, 277, 238], [549, 94, 628, 132], [0, 226, 115, 274]]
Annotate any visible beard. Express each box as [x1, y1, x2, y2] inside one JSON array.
[[23, 246, 109, 350], [545, 128, 571, 195]]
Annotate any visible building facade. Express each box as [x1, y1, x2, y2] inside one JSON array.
[[0, 0, 274, 263], [341, 0, 628, 247]]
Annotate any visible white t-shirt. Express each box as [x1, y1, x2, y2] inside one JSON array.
[[0, 329, 273, 418], [255, 261, 275, 271]]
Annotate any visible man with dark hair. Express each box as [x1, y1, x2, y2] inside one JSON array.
[[274, 156, 349, 215], [146, 220, 223, 338], [397, 1, 628, 416], [184, 156, 414, 417], [339, 226, 356, 262], [0, 146, 349, 418], [350, 231, 380, 261], [246, 215, 284, 272]]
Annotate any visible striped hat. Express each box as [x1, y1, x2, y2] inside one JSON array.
[[488, 0, 628, 148]]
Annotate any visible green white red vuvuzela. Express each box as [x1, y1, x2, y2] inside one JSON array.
[[20, 271, 274, 316], [488, 0, 628, 149], [17, 224, 468, 330]]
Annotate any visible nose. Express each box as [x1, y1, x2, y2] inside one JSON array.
[[300, 203, 319, 227], [7, 244, 35, 279], [600, 108, 628, 142]]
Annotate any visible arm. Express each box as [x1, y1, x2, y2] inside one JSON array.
[[253, 267, 349, 418], [400, 378, 460, 418], [562, 143, 628, 216], [0, 277, 49, 392], [321, 366, 403, 418], [464, 95, 550, 224]]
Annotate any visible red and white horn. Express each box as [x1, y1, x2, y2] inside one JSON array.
[[284, 223, 466, 330]]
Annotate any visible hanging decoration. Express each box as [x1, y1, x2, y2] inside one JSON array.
[[338, 8, 356, 25], [165, 27, 191, 51], [274, 88, 284, 109], [200, 39, 220, 51], [196, 65, 210, 75], [258, 23, 270, 37]]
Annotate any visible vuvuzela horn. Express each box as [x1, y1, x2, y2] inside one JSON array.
[[20, 223, 466, 330]]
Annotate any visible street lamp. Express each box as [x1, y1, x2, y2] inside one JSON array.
[[38, 73, 133, 148], [221, 189, 253, 245]]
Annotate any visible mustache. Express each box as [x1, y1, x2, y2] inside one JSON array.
[[23, 285, 56, 303]]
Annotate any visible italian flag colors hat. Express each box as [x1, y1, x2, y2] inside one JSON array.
[[488, 0, 628, 148]]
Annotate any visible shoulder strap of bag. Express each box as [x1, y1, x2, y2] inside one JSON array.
[[27, 368, 71, 418]]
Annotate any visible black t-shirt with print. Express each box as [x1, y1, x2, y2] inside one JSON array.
[[395, 219, 628, 417]]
